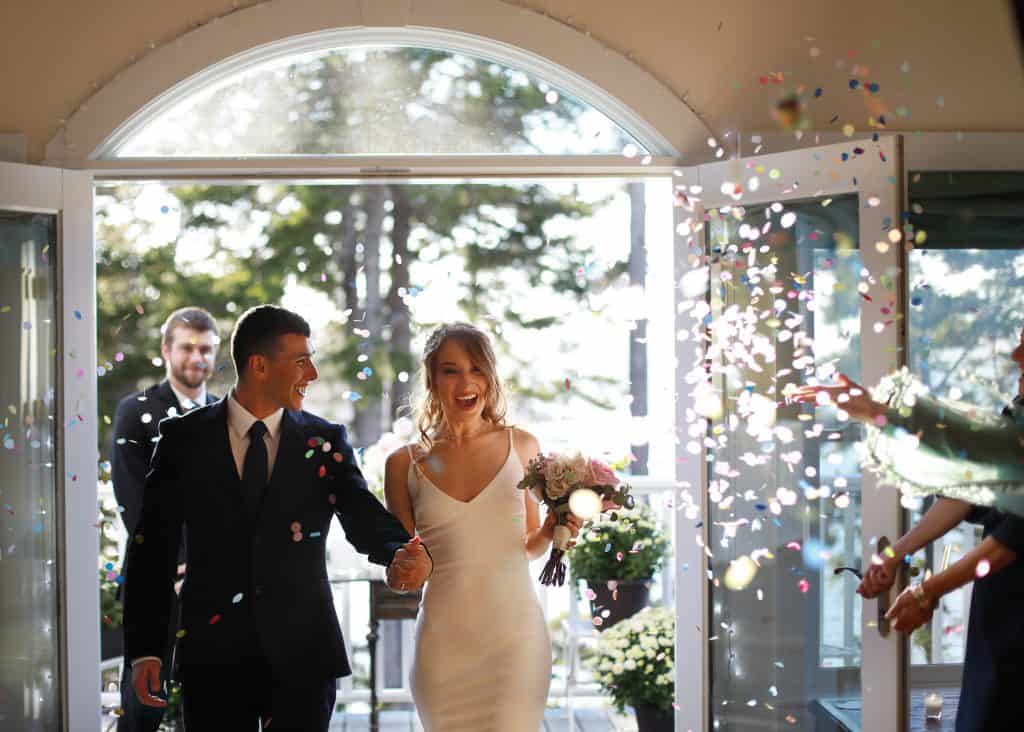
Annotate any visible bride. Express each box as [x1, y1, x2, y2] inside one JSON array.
[[383, 322, 582, 731]]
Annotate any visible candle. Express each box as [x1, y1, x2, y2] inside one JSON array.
[[924, 692, 943, 721]]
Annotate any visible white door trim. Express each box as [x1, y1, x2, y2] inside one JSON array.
[[678, 135, 906, 731], [0, 162, 99, 730]]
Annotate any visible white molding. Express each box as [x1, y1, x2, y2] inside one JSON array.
[[690, 137, 906, 731], [903, 132, 1024, 170], [0, 163, 100, 731], [59, 168, 101, 731], [672, 164, 707, 732], [85, 154, 682, 181], [46, 0, 710, 168]]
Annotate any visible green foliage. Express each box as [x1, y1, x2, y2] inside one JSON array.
[[570, 506, 667, 584], [589, 606, 675, 713], [95, 47, 636, 457], [98, 499, 123, 630]]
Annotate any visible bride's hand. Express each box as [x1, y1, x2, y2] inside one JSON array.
[[541, 511, 583, 546]]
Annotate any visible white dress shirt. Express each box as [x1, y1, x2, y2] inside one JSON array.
[[226, 392, 284, 480]]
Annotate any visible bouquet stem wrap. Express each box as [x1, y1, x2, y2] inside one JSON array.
[[539, 523, 572, 586]]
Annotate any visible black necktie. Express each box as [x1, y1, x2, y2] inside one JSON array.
[[243, 420, 269, 517]]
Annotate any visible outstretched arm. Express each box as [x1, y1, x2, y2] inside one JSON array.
[[330, 426, 431, 589], [887, 514, 1024, 633], [859, 497, 973, 598], [790, 373, 1024, 465]]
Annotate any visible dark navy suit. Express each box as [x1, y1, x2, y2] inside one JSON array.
[[123, 398, 411, 730]]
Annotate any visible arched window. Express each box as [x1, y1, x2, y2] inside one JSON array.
[[110, 46, 646, 158]]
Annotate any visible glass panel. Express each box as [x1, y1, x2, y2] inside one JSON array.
[[0, 211, 61, 730], [112, 47, 645, 157], [704, 195, 864, 730], [906, 172, 1024, 686]]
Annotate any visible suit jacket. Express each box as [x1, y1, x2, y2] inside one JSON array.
[[111, 380, 218, 552], [123, 398, 411, 680]]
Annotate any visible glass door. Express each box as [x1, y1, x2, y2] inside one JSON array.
[[0, 162, 97, 730], [901, 133, 1024, 729], [673, 136, 904, 731]]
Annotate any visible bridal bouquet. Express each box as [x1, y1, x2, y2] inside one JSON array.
[[518, 452, 634, 586]]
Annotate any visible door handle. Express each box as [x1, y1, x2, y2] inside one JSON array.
[[876, 536, 892, 638]]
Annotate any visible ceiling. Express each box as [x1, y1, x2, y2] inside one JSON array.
[[1, 0, 1022, 162]]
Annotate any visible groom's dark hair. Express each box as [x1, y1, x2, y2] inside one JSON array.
[[231, 305, 311, 378]]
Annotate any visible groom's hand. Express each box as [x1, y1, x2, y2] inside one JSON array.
[[386, 536, 432, 592], [131, 658, 167, 708]]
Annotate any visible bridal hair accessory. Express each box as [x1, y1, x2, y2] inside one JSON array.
[[518, 452, 633, 586]]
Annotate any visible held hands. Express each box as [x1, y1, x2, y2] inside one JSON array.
[[132, 658, 167, 708], [885, 584, 937, 633], [386, 536, 432, 593], [788, 373, 886, 423]]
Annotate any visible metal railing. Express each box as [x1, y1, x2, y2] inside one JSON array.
[[96, 476, 680, 710]]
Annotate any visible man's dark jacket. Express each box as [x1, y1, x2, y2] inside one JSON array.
[[123, 398, 412, 680], [111, 380, 217, 551]]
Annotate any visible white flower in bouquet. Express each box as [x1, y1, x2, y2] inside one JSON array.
[[566, 452, 590, 484]]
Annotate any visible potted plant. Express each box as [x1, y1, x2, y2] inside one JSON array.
[[590, 606, 675, 732], [570, 505, 667, 629]]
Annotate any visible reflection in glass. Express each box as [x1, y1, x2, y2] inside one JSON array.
[[906, 171, 1024, 670], [0, 211, 61, 730], [114, 47, 644, 157], [705, 195, 863, 729]]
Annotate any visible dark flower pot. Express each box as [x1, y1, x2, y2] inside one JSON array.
[[634, 704, 674, 732], [587, 579, 650, 630]]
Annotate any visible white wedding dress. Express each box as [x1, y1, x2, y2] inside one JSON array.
[[406, 429, 552, 731]]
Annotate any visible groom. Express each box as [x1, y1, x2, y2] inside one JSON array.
[[123, 305, 431, 730]]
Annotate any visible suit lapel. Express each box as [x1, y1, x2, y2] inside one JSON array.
[[259, 410, 305, 522], [155, 380, 186, 418]]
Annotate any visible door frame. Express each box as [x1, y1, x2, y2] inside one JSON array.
[[0, 162, 98, 730], [672, 134, 907, 732]]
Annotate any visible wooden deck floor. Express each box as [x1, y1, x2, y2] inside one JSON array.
[[329, 707, 638, 731]]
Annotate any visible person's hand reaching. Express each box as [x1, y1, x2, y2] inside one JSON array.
[[858, 556, 899, 599], [788, 373, 886, 423]]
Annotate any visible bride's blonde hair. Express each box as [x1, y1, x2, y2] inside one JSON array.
[[415, 322, 508, 450]]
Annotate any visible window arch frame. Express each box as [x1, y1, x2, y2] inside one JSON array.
[[45, 0, 709, 175]]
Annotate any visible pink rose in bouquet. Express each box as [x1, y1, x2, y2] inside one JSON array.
[[588, 459, 618, 486]]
